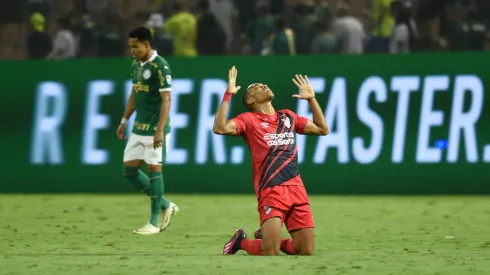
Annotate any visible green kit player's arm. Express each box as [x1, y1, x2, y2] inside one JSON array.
[[123, 86, 136, 120], [117, 86, 135, 140], [156, 65, 171, 132], [157, 91, 171, 132], [153, 64, 172, 148], [124, 62, 138, 120]]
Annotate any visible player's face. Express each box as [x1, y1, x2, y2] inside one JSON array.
[[128, 38, 150, 61], [249, 83, 274, 104]]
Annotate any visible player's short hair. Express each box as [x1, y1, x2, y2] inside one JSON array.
[[243, 84, 258, 111], [128, 26, 153, 45], [242, 90, 251, 111]]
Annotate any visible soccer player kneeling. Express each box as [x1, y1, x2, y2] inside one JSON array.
[[213, 67, 329, 255]]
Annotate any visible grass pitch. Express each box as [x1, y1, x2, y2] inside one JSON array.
[[1, 195, 489, 275]]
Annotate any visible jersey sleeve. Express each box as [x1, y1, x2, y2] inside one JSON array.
[[231, 113, 249, 136], [156, 61, 172, 92], [291, 111, 308, 134]]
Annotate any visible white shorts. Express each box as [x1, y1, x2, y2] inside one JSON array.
[[123, 133, 170, 165]]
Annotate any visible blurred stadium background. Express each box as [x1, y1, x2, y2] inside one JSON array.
[[1, 0, 490, 274], [2, 0, 490, 58]]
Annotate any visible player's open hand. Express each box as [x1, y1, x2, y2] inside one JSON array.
[[226, 66, 241, 95], [153, 131, 164, 149], [292, 74, 315, 100], [117, 124, 126, 140]]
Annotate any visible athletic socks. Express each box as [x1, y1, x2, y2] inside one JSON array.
[[240, 238, 297, 255], [124, 166, 150, 194], [240, 239, 263, 255], [148, 172, 164, 227], [124, 166, 171, 210], [280, 238, 297, 255]]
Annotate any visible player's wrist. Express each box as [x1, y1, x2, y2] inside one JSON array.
[[222, 92, 233, 103], [120, 117, 128, 125]]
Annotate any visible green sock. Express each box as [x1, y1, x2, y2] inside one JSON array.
[[124, 166, 171, 210], [160, 178, 170, 210], [148, 172, 164, 227], [124, 166, 150, 194]]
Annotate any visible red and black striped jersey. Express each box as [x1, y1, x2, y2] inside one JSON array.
[[232, 110, 308, 197]]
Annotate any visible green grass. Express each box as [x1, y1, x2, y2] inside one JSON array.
[[1, 195, 489, 274]]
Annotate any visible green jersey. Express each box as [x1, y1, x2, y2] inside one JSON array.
[[130, 50, 171, 136]]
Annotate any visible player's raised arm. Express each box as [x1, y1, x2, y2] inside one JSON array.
[[117, 86, 136, 140], [213, 66, 242, 136], [292, 74, 329, 136]]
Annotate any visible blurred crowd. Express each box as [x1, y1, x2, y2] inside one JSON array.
[[2, 0, 490, 60]]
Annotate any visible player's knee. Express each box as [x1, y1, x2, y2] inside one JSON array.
[[146, 164, 161, 173], [261, 240, 281, 256], [261, 246, 281, 256], [298, 246, 314, 256], [123, 166, 138, 177]]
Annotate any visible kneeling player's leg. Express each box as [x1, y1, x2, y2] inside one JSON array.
[[289, 227, 314, 256], [230, 207, 284, 256], [238, 216, 283, 256], [286, 187, 315, 256], [259, 216, 283, 255], [253, 227, 297, 255], [286, 208, 315, 255], [222, 187, 287, 256], [242, 201, 285, 256]]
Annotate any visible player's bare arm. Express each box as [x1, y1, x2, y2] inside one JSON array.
[[154, 91, 171, 149], [213, 66, 242, 136], [117, 86, 136, 140], [292, 74, 329, 136]]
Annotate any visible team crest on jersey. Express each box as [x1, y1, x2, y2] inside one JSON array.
[[260, 122, 269, 128], [143, 69, 152, 79], [282, 117, 291, 128]]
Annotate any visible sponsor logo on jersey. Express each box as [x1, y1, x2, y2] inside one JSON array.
[[134, 122, 151, 131], [263, 132, 295, 146], [260, 122, 269, 128], [134, 81, 150, 93], [166, 75, 172, 84], [143, 69, 151, 80], [282, 117, 291, 128]]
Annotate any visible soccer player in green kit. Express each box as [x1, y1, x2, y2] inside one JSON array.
[[117, 27, 179, 235]]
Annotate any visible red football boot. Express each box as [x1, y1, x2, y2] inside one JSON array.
[[222, 229, 247, 255]]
